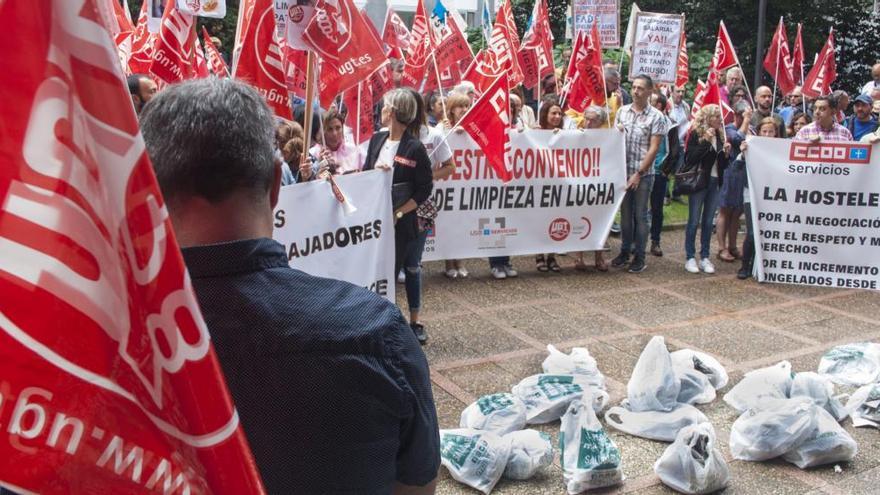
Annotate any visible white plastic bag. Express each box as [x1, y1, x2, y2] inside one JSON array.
[[723, 361, 793, 413], [439, 428, 512, 494], [560, 399, 624, 493], [604, 401, 709, 442], [845, 383, 880, 428], [627, 336, 680, 412], [819, 343, 880, 386], [502, 429, 554, 480], [671, 349, 730, 390], [542, 345, 606, 390], [674, 364, 717, 405], [653, 423, 730, 494], [789, 372, 848, 422], [460, 393, 528, 435], [729, 398, 817, 461], [512, 374, 609, 424], [782, 407, 857, 468]]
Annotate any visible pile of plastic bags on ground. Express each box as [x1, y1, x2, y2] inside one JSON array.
[[724, 361, 857, 468], [818, 343, 880, 386], [604, 336, 726, 443]]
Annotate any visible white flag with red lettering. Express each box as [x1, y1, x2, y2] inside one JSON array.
[[457, 74, 513, 182], [0, 1, 265, 493]]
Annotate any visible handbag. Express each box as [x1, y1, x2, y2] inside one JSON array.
[[673, 166, 708, 196], [415, 197, 438, 232]]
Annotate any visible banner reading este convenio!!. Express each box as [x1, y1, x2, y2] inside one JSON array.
[[747, 137, 880, 291], [422, 129, 627, 261]]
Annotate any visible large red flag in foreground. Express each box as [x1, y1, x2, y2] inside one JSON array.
[[302, 0, 386, 108], [0, 1, 265, 493], [457, 74, 513, 182], [803, 29, 836, 98], [763, 18, 796, 96], [712, 21, 739, 72], [235, 0, 292, 119]]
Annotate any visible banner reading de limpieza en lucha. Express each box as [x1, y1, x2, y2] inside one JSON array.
[[747, 137, 880, 291], [272, 170, 396, 301], [422, 129, 626, 261]]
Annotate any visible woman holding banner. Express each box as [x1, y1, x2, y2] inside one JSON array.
[[682, 104, 730, 275], [535, 97, 566, 273], [737, 117, 781, 279], [572, 105, 611, 272], [310, 109, 363, 175], [362, 89, 434, 345], [442, 93, 472, 279]]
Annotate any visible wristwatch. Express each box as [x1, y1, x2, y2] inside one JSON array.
[[395, 210, 404, 220]]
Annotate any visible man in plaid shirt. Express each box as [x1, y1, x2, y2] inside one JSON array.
[[794, 95, 854, 142], [611, 74, 668, 273]]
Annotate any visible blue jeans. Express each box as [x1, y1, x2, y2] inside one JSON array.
[[620, 174, 654, 259], [488, 256, 510, 268], [650, 174, 668, 243], [403, 230, 428, 312], [685, 176, 721, 259]]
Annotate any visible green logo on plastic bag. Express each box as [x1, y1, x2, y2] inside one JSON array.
[[577, 428, 620, 470], [441, 434, 477, 469], [477, 393, 515, 415], [538, 375, 574, 385]]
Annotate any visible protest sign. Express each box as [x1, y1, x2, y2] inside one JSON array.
[[572, 0, 620, 47], [272, 170, 396, 301], [628, 12, 684, 84], [747, 137, 880, 291], [423, 129, 626, 261]]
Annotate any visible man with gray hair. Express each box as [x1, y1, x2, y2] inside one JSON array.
[[140, 78, 440, 494]]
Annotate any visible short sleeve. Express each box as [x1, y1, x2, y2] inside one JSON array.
[[430, 128, 453, 165], [651, 111, 668, 137]]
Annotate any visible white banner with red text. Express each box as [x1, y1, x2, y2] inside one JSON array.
[[423, 129, 627, 261], [272, 170, 396, 301], [747, 137, 880, 291]]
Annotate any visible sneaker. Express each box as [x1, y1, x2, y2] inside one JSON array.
[[628, 257, 647, 273], [410, 322, 428, 345], [650, 242, 663, 257], [457, 267, 469, 278], [503, 265, 519, 278], [397, 270, 405, 284], [685, 258, 699, 273], [445, 268, 459, 279], [491, 267, 507, 279], [700, 258, 716, 274], [611, 252, 630, 267]]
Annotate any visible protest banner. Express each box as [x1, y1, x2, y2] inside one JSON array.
[[747, 137, 880, 291], [422, 129, 626, 261], [272, 170, 396, 301], [628, 12, 684, 84], [572, 0, 620, 47], [177, 0, 227, 18], [0, 1, 264, 492]]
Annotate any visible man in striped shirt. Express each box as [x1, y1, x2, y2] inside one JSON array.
[[794, 95, 854, 142]]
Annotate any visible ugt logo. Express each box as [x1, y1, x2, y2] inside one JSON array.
[[549, 218, 571, 241]]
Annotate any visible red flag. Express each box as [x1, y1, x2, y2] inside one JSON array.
[[235, 0, 292, 119], [497, 0, 521, 51], [802, 29, 836, 98], [343, 82, 374, 144], [382, 8, 411, 60], [692, 67, 732, 121], [282, 44, 309, 98], [489, 17, 523, 88], [792, 23, 805, 85], [128, 2, 156, 74], [712, 21, 739, 72], [566, 22, 605, 112], [302, 0, 387, 108], [194, 34, 210, 78], [763, 18, 796, 95], [518, 0, 554, 89], [150, 0, 196, 84], [406, 0, 434, 65], [463, 49, 502, 95], [401, 57, 429, 89], [232, 0, 258, 68], [0, 1, 265, 493], [424, 57, 463, 93], [458, 75, 513, 182], [368, 62, 395, 102], [565, 30, 587, 85], [433, 9, 474, 73], [676, 32, 689, 88], [690, 79, 707, 119], [202, 26, 230, 77]]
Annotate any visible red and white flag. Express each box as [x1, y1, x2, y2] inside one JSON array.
[[177, 0, 227, 18], [235, 0, 292, 119], [488, 12, 523, 88], [802, 29, 836, 98], [792, 23, 805, 85], [232, 0, 258, 69], [150, 0, 196, 84], [202, 26, 231, 77], [457, 74, 513, 182], [518, 0, 554, 89], [382, 8, 411, 60], [763, 18, 796, 96], [302, 0, 387, 108], [424, 57, 463, 92], [691, 68, 731, 120], [566, 22, 605, 112], [194, 34, 210, 78], [564, 29, 587, 85], [675, 32, 689, 88], [0, 1, 265, 493], [282, 44, 309, 98], [368, 62, 395, 103], [712, 21, 739, 72], [463, 49, 502, 95], [433, 9, 473, 73], [406, 0, 434, 66], [129, 2, 157, 74], [275, 0, 315, 51], [343, 82, 374, 144]]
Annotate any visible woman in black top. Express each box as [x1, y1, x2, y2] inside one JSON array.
[[362, 88, 433, 344]]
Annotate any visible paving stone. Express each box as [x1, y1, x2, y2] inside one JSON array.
[[742, 304, 839, 328], [432, 384, 468, 430], [587, 289, 718, 328], [666, 319, 806, 363], [443, 362, 523, 399], [489, 304, 634, 344], [422, 315, 533, 364], [669, 277, 789, 312], [815, 291, 880, 320], [722, 459, 814, 494]]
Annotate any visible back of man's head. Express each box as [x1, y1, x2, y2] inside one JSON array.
[[140, 78, 276, 208]]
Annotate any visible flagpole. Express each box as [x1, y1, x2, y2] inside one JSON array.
[[798, 23, 806, 114], [431, 52, 449, 119], [302, 51, 317, 164]]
